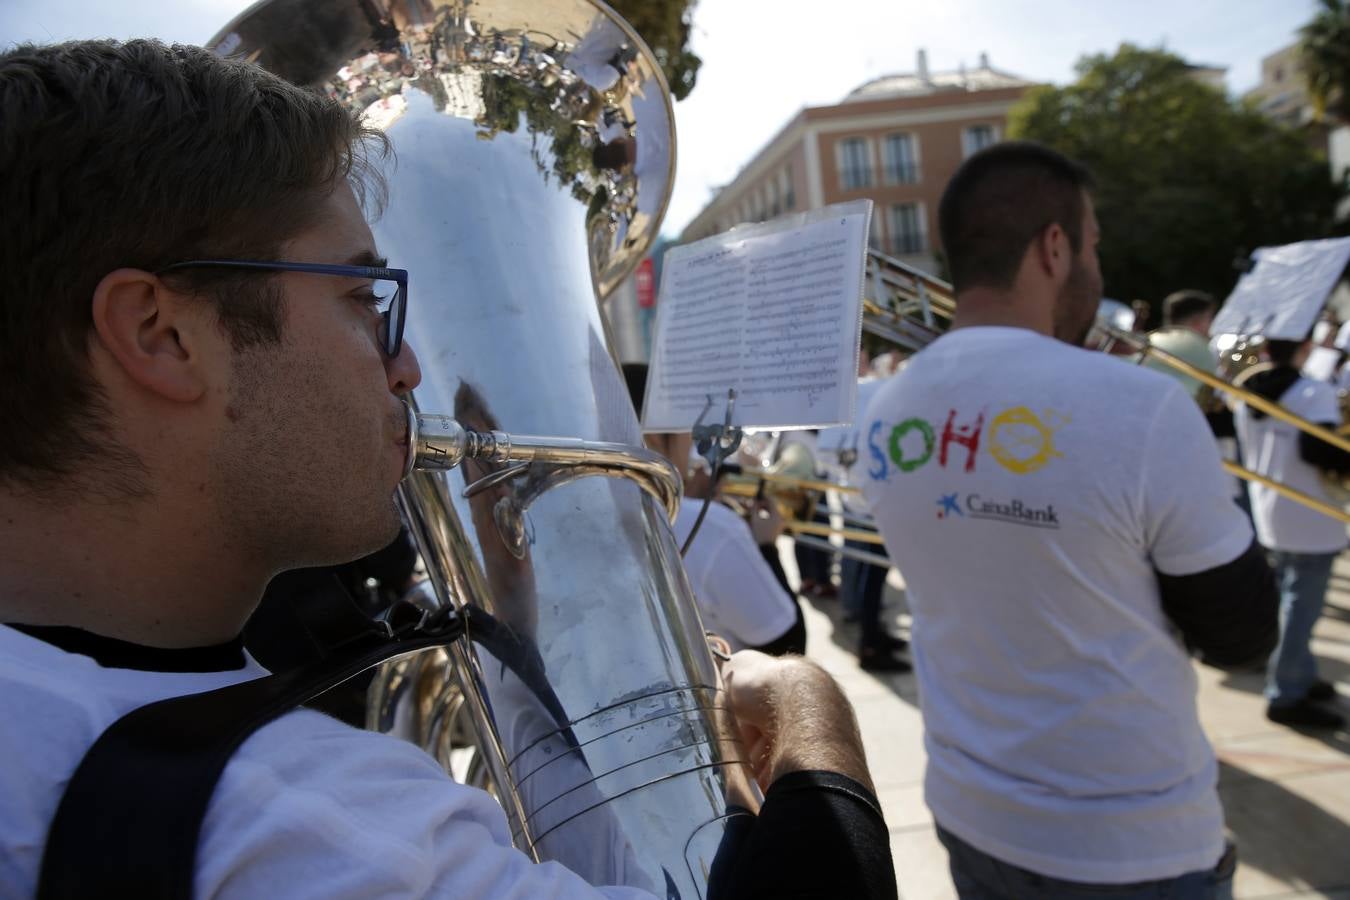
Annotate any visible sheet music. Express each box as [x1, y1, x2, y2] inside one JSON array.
[[1211, 237, 1350, 340], [643, 201, 870, 432]]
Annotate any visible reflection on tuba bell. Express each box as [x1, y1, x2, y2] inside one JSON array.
[[210, 1, 757, 894]]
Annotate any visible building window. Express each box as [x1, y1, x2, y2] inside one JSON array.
[[869, 210, 884, 251], [887, 203, 926, 255], [962, 124, 999, 158], [837, 137, 873, 190], [882, 133, 920, 184]]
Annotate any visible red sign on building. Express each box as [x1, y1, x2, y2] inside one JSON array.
[[636, 257, 656, 308]]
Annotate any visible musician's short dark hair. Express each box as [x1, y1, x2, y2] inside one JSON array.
[[0, 39, 388, 494], [1162, 290, 1216, 327], [938, 141, 1094, 293], [1265, 338, 1308, 367]]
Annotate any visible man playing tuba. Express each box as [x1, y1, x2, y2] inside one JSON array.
[[0, 38, 896, 899]]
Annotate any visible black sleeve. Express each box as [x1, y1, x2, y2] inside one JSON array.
[[1156, 538, 1278, 670], [1205, 407, 1235, 439], [710, 771, 898, 900], [1298, 427, 1350, 474]]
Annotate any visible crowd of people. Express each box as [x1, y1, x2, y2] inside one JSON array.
[[0, 29, 1345, 900]]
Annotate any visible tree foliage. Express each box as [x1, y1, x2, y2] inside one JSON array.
[[1300, 0, 1350, 121], [607, 0, 701, 101], [1008, 45, 1344, 314]]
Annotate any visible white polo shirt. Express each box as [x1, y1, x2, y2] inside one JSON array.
[[860, 326, 1252, 884], [1234, 376, 1349, 554]]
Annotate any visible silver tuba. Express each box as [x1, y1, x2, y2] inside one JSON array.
[[210, 0, 758, 894]]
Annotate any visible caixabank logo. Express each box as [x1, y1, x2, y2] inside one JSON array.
[[935, 492, 1060, 529]]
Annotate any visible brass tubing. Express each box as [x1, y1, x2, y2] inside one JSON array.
[[1222, 460, 1350, 525], [784, 519, 887, 545], [792, 533, 893, 569], [723, 471, 863, 496], [1106, 326, 1350, 456]]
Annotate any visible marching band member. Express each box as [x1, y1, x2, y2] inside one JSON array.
[[860, 142, 1276, 899], [1233, 337, 1349, 729], [1137, 290, 1220, 404], [623, 364, 806, 656], [0, 39, 895, 898]]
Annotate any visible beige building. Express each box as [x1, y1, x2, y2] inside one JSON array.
[[1245, 43, 1318, 128], [1245, 43, 1350, 219], [680, 51, 1035, 275]]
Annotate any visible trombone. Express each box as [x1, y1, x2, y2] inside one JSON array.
[[715, 466, 889, 547], [1098, 326, 1350, 525], [859, 248, 1350, 526]]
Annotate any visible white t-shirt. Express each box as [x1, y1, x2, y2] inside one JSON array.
[[860, 327, 1252, 884], [1234, 376, 1349, 554], [0, 625, 655, 899], [818, 376, 891, 516], [674, 498, 798, 650]]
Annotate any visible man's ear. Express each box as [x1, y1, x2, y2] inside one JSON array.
[[90, 269, 209, 403], [1033, 224, 1071, 283]]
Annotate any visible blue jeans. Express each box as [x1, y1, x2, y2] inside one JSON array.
[[841, 539, 889, 649], [937, 826, 1235, 900], [1265, 550, 1335, 706]]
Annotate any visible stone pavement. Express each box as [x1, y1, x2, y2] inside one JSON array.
[[781, 540, 1350, 900]]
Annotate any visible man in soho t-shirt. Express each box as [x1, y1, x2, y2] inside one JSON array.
[[1233, 337, 1349, 730], [861, 143, 1278, 897]]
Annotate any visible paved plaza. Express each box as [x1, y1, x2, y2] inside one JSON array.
[[782, 541, 1350, 900]]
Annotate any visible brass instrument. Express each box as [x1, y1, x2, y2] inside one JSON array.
[[855, 249, 1350, 526], [861, 248, 954, 351], [1106, 328, 1350, 525], [211, 1, 758, 893]]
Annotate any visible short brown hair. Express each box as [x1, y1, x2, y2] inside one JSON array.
[[0, 39, 387, 493], [938, 141, 1093, 294], [1161, 290, 1216, 327]]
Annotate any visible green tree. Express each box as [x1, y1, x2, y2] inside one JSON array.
[[607, 0, 702, 101], [1300, 0, 1350, 121], [1008, 45, 1344, 313]]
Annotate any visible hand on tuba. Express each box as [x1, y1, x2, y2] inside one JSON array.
[[719, 651, 874, 795]]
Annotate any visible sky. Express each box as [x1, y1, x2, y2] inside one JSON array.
[[0, 0, 1319, 237]]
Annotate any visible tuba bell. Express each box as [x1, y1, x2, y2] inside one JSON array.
[[210, 1, 758, 894]]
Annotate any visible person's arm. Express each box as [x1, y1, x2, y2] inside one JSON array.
[[1289, 382, 1350, 472], [1298, 428, 1350, 473], [202, 716, 658, 900], [1156, 538, 1277, 669], [1143, 386, 1277, 667], [713, 652, 897, 900], [721, 651, 871, 791]]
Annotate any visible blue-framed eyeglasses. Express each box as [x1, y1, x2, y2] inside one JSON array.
[[157, 259, 409, 358]]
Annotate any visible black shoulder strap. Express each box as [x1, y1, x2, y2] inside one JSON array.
[[36, 610, 467, 900]]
